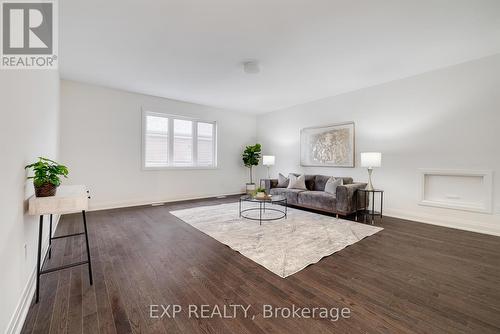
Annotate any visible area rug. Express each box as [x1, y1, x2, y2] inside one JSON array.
[[170, 202, 382, 278]]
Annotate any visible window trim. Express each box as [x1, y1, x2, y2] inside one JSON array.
[[142, 109, 218, 170]]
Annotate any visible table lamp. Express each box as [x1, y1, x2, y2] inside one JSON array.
[[262, 155, 275, 178], [360, 152, 381, 191]]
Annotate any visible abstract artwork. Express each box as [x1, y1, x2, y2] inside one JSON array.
[[300, 122, 355, 167]]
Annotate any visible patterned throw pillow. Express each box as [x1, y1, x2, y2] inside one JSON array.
[[287, 174, 307, 190]]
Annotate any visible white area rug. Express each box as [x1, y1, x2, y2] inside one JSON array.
[[170, 202, 383, 278]]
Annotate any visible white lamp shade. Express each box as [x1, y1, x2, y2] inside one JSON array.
[[360, 152, 381, 168], [262, 155, 275, 166]]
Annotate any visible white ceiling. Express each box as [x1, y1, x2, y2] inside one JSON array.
[[60, 0, 500, 113]]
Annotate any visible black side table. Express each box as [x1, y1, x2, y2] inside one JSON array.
[[357, 189, 384, 224]]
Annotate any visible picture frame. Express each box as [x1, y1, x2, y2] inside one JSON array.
[[300, 122, 355, 167]]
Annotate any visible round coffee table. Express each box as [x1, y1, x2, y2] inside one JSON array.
[[239, 195, 287, 225]]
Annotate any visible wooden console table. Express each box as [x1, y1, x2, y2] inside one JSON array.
[[28, 185, 93, 303]]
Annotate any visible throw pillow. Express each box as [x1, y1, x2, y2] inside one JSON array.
[[277, 173, 289, 188], [287, 174, 307, 190], [324, 177, 343, 196]]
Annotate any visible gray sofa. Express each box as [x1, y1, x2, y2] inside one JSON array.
[[263, 174, 367, 217]]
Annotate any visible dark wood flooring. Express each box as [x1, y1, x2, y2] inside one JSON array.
[[21, 196, 500, 334]]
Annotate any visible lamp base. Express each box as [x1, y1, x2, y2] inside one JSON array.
[[365, 168, 374, 191]]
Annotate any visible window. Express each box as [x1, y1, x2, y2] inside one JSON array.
[[144, 115, 168, 167], [197, 122, 214, 166], [173, 119, 193, 166], [143, 111, 217, 168]]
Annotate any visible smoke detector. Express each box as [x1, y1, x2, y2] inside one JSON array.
[[243, 60, 260, 74]]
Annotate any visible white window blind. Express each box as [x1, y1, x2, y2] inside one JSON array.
[[197, 122, 214, 166], [144, 115, 168, 167], [173, 119, 193, 166], [143, 111, 217, 169]]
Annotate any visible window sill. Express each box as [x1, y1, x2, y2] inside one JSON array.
[[142, 166, 219, 171]]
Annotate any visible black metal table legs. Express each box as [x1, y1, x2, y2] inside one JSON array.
[[380, 192, 384, 219], [354, 192, 358, 221], [285, 199, 287, 218], [35, 210, 93, 303], [82, 210, 93, 285], [239, 198, 287, 224], [49, 214, 52, 259], [36, 215, 43, 303], [357, 189, 384, 225], [371, 191, 376, 224], [259, 202, 262, 225]]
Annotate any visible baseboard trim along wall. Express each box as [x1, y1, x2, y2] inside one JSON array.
[[90, 194, 500, 236], [91, 194, 500, 237], [87, 192, 246, 212], [384, 208, 500, 237], [5, 214, 60, 334]]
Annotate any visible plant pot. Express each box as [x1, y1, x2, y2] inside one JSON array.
[[255, 192, 266, 199], [34, 182, 57, 197], [246, 183, 256, 194]]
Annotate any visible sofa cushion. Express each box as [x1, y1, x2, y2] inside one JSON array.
[[304, 174, 315, 190], [314, 175, 353, 190], [314, 175, 331, 191], [298, 191, 337, 212], [339, 177, 353, 185], [269, 188, 304, 205]]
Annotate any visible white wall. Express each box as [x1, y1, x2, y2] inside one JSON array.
[[256, 54, 500, 236], [0, 71, 60, 333], [60, 80, 257, 210]]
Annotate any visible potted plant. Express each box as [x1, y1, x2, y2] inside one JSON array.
[[254, 187, 266, 199], [242, 143, 261, 193], [25, 157, 69, 197]]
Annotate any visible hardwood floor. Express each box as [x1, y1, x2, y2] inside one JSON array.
[[21, 196, 500, 334]]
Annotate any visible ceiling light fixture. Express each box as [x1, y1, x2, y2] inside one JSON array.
[[243, 60, 260, 74]]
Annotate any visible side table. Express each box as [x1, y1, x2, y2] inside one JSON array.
[[28, 185, 93, 303], [357, 189, 384, 225]]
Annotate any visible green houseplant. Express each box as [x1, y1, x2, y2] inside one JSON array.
[[25, 157, 69, 197], [254, 186, 266, 198], [242, 143, 261, 190]]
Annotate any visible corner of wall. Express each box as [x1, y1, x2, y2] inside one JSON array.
[[5, 215, 61, 334]]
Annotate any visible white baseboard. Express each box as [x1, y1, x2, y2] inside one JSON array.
[[5, 214, 60, 334], [88, 192, 245, 212], [91, 195, 500, 237], [384, 208, 500, 237]]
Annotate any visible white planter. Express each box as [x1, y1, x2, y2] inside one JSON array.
[[246, 183, 256, 194]]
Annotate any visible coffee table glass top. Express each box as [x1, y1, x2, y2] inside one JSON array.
[[240, 194, 286, 203]]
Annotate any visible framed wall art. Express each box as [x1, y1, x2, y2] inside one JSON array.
[[300, 122, 355, 167]]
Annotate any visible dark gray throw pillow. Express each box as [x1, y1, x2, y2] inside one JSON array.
[[277, 173, 289, 188]]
